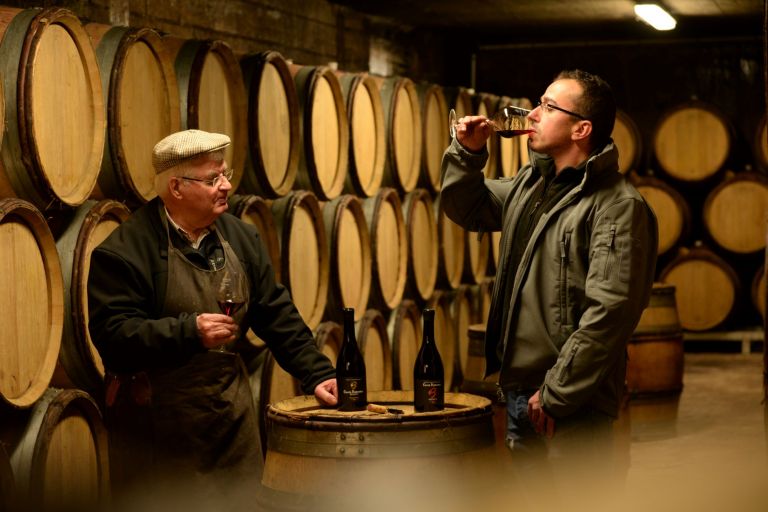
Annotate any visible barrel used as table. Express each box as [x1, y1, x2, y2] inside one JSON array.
[[259, 391, 496, 512]]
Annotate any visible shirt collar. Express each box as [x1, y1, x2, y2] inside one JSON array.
[[164, 206, 214, 249]]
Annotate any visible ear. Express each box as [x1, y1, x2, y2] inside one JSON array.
[[169, 177, 184, 199], [572, 120, 592, 142]]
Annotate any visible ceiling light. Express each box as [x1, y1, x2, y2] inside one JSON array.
[[634, 4, 677, 31]]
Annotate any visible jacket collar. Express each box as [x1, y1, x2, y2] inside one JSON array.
[[529, 139, 619, 188]]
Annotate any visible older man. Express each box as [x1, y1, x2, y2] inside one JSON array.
[[88, 130, 337, 498]]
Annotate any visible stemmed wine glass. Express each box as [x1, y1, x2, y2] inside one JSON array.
[[215, 268, 246, 352], [449, 105, 533, 139]]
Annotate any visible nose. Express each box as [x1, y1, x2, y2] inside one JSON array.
[[218, 174, 233, 190]]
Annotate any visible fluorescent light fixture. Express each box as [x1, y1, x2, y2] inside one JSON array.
[[634, 4, 677, 31]]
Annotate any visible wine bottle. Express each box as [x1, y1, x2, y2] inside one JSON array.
[[414, 308, 444, 412], [336, 307, 367, 411]]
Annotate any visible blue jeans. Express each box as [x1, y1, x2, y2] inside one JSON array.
[[505, 389, 616, 470]]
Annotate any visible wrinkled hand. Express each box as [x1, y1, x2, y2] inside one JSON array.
[[455, 115, 493, 152], [314, 378, 338, 406], [196, 313, 239, 350], [528, 390, 555, 439]]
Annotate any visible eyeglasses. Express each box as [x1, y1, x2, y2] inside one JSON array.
[[536, 100, 588, 120], [178, 168, 234, 187]]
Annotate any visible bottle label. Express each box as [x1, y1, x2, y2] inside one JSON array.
[[341, 377, 365, 401], [414, 379, 444, 411]]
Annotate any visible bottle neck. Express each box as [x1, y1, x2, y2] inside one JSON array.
[[422, 312, 435, 344], [343, 309, 355, 344]]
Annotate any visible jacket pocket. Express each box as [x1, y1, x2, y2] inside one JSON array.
[[557, 338, 581, 386], [592, 223, 617, 282]]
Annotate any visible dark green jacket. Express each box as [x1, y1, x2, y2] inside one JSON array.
[[441, 139, 658, 418], [87, 198, 335, 394]]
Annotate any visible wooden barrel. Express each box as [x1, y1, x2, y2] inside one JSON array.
[[497, 95, 520, 178], [474, 92, 500, 179], [753, 112, 768, 171], [0, 7, 105, 210], [315, 321, 342, 364], [87, 25, 180, 206], [240, 51, 300, 198], [450, 285, 475, 387], [338, 72, 385, 198], [229, 194, 281, 282], [2, 388, 109, 511], [470, 278, 494, 325], [271, 191, 329, 330], [463, 229, 490, 285], [751, 264, 766, 320], [660, 244, 740, 331], [171, 37, 248, 190], [703, 171, 768, 254], [612, 109, 642, 175], [488, 230, 501, 275], [259, 391, 495, 511], [362, 188, 408, 310], [444, 86, 473, 118], [652, 100, 731, 183], [0, 443, 15, 512], [426, 290, 458, 390], [356, 309, 393, 392], [379, 76, 422, 194], [53, 199, 131, 395], [627, 283, 684, 396], [291, 65, 349, 201], [403, 189, 439, 302], [387, 300, 422, 390], [434, 194, 465, 290], [0, 199, 63, 408], [460, 324, 494, 396], [510, 97, 533, 168], [322, 195, 371, 322], [417, 83, 449, 194], [631, 173, 690, 255]]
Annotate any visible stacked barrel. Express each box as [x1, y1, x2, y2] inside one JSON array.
[[0, 6, 515, 507], [614, 101, 768, 338]]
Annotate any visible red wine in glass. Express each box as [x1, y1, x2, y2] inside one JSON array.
[[496, 128, 535, 138], [218, 299, 245, 316], [449, 105, 532, 138]]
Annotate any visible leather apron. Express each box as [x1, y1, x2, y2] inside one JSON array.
[[106, 209, 263, 494]]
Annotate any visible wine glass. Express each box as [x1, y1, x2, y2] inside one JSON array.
[[449, 105, 533, 139], [215, 269, 246, 352]]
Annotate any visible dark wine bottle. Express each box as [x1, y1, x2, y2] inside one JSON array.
[[414, 308, 444, 412], [336, 307, 367, 411]]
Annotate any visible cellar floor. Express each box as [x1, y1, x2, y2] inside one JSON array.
[[622, 351, 768, 512]]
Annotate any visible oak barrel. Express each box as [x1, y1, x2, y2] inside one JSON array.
[[702, 171, 768, 254], [53, 199, 131, 395], [362, 188, 408, 310], [464, 229, 491, 285], [0, 198, 63, 408], [753, 113, 768, 171], [271, 191, 329, 329], [322, 195, 372, 322], [434, 194, 465, 290], [88, 25, 180, 206], [387, 300, 422, 390], [356, 309, 393, 392], [0, 7, 105, 210], [474, 92, 499, 179], [0, 444, 14, 512], [426, 290, 458, 390], [229, 194, 281, 283], [240, 51, 300, 198], [2, 388, 109, 511], [497, 96, 520, 178], [291, 65, 349, 201], [338, 72, 385, 198], [403, 189, 439, 302], [652, 100, 731, 183], [379, 76, 423, 193], [612, 109, 642, 175], [315, 321, 342, 364], [417, 82, 449, 193], [259, 391, 495, 512], [450, 285, 475, 387], [660, 245, 740, 331], [627, 283, 684, 396], [631, 173, 690, 255], [171, 37, 248, 190]]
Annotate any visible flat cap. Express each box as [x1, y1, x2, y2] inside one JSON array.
[[152, 129, 231, 174]]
